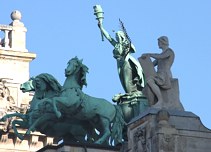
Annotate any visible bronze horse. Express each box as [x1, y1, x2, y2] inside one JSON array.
[[27, 57, 125, 145], [1, 73, 96, 142]]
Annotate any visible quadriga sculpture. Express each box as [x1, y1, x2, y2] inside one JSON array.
[[27, 57, 125, 145], [1, 73, 97, 143]]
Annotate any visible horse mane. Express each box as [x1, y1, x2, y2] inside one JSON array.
[[70, 57, 89, 89], [36, 73, 62, 93], [79, 62, 89, 88]]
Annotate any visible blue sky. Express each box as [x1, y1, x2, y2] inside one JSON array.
[[1, 1, 211, 129]]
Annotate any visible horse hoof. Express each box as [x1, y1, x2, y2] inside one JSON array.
[[0, 117, 6, 122], [26, 130, 30, 135], [56, 112, 62, 118], [95, 140, 103, 144]]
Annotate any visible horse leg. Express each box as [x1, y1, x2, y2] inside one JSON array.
[[86, 127, 98, 143], [44, 98, 62, 118], [52, 99, 62, 118], [1, 113, 28, 140], [52, 97, 75, 118], [12, 120, 28, 140], [26, 121, 37, 135], [1, 113, 26, 121], [26, 115, 40, 134], [95, 117, 111, 145], [1, 114, 10, 122], [26, 113, 56, 135]]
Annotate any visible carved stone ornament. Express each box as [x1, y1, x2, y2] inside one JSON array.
[[160, 134, 175, 152], [133, 127, 147, 152], [0, 78, 19, 133]]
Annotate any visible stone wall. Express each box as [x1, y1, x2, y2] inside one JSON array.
[[0, 131, 54, 152], [37, 142, 121, 152], [127, 108, 211, 152], [0, 10, 51, 152]]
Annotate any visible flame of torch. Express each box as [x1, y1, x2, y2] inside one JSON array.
[[93, 5, 104, 41]]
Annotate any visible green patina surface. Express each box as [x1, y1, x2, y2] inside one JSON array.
[[0, 5, 150, 146]]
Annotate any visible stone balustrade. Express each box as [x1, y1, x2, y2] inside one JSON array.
[[0, 10, 27, 51], [0, 25, 12, 48]]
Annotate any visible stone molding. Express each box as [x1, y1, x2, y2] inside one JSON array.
[[37, 142, 121, 152], [0, 130, 54, 152], [0, 49, 36, 61]]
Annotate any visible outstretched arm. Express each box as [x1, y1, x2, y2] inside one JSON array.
[[149, 50, 172, 60], [98, 21, 117, 47]]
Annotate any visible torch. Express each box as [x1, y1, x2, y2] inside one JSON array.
[[93, 5, 104, 41]]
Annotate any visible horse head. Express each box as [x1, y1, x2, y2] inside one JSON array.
[[21, 73, 62, 99], [65, 57, 89, 89], [33, 73, 62, 98], [20, 77, 35, 93]]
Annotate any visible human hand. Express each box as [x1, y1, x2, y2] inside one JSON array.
[[98, 21, 103, 28], [117, 58, 125, 67]]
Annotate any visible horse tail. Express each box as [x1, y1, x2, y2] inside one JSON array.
[[110, 105, 126, 145]]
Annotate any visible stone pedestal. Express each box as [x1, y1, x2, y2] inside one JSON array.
[[127, 108, 211, 152], [0, 130, 54, 152], [37, 108, 211, 152], [160, 79, 184, 111], [37, 142, 121, 152]]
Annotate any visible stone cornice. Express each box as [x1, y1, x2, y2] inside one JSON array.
[[0, 49, 36, 62]]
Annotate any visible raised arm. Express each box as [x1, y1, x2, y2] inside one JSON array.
[[98, 22, 117, 47]]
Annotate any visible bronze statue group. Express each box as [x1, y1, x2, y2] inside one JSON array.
[[0, 5, 176, 146]]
